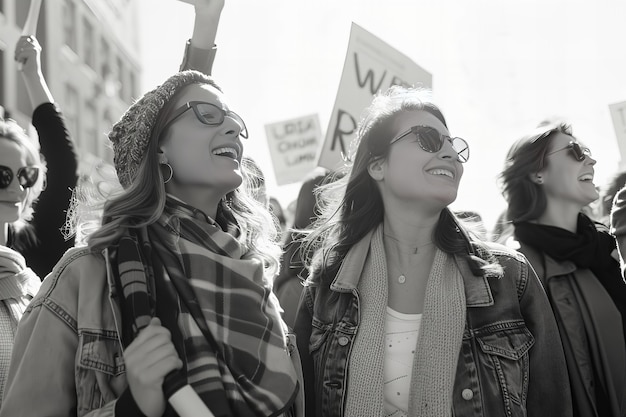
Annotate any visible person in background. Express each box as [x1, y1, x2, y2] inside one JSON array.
[[8, 35, 78, 279], [295, 86, 571, 417], [0, 1, 304, 416], [274, 169, 329, 328], [500, 120, 626, 417], [599, 170, 626, 225], [0, 121, 43, 405]]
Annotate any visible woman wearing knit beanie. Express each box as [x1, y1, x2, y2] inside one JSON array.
[[501, 121, 626, 417], [294, 86, 572, 417], [0, 1, 303, 417]]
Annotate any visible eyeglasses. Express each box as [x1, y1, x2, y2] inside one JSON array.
[[545, 141, 591, 161], [0, 165, 40, 189], [163, 101, 248, 139], [389, 125, 470, 163]]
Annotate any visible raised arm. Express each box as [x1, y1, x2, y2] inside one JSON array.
[[14, 35, 53, 108], [13, 35, 78, 278], [178, 0, 224, 74]]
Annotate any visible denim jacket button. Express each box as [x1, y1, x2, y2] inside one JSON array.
[[462, 388, 473, 400], [338, 336, 349, 346]]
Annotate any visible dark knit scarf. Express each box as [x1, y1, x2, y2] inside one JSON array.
[[112, 198, 299, 417], [514, 213, 626, 337]]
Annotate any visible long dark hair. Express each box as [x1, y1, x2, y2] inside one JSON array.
[[302, 86, 500, 286], [499, 121, 572, 223]]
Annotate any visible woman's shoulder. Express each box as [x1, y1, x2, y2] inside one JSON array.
[[476, 240, 530, 267], [33, 247, 107, 309]]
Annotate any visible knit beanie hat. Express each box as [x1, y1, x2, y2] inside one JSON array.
[[108, 70, 220, 188]]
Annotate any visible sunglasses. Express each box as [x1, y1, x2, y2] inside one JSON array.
[[389, 125, 470, 163], [0, 165, 40, 189], [545, 141, 591, 161], [163, 101, 248, 139]]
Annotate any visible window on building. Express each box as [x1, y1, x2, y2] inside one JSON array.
[[83, 18, 95, 69], [129, 70, 137, 101], [64, 84, 79, 145], [63, 0, 77, 51], [116, 56, 125, 99], [0, 48, 4, 108], [100, 39, 110, 79], [17, 71, 30, 116], [84, 102, 98, 155], [102, 110, 115, 164]]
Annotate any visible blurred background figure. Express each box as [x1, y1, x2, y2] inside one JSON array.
[[598, 170, 626, 225], [500, 120, 626, 417], [274, 168, 329, 328]]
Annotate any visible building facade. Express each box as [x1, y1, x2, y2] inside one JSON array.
[[0, 0, 141, 170]]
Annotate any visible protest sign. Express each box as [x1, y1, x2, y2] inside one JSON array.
[[610, 101, 626, 169], [317, 23, 432, 170], [265, 114, 321, 185]]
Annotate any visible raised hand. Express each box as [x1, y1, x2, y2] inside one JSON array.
[[14, 35, 42, 76]]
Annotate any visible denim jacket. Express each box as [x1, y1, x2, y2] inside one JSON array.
[[294, 242, 573, 417], [0, 247, 305, 417]]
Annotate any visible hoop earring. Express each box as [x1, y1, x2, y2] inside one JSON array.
[[161, 163, 173, 184]]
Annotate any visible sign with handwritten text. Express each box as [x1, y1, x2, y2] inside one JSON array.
[[265, 114, 321, 185], [317, 23, 432, 170]]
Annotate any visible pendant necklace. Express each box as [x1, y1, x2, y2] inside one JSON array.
[[384, 234, 435, 284]]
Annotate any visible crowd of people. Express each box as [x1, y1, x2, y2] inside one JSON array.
[[0, 0, 625, 416]]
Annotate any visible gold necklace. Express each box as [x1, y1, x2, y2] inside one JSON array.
[[383, 233, 434, 255], [384, 235, 435, 284]]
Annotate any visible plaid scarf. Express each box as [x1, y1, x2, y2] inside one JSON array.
[[112, 198, 299, 417]]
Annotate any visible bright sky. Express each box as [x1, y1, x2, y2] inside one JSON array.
[[138, 0, 626, 230]]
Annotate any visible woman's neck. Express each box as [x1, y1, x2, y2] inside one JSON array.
[[166, 186, 222, 220], [535, 200, 583, 233], [382, 208, 439, 247]]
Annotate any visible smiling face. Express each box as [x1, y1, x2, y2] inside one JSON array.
[[369, 110, 464, 213], [539, 131, 599, 209], [0, 138, 30, 224], [158, 83, 245, 199]]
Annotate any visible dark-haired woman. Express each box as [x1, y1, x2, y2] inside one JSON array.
[[500, 121, 626, 417], [294, 86, 571, 417]]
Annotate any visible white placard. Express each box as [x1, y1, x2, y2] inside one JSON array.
[[265, 114, 321, 186], [610, 101, 626, 169]]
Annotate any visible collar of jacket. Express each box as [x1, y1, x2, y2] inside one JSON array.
[[519, 242, 577, 278], [329, 226, 494, 307]]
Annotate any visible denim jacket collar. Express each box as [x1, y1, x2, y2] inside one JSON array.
[[330, 228, 374, 293], [329, 226, 495, 307]]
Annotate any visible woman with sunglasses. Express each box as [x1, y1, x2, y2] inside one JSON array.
[[294, 86, 571, 417], [0, 121, 43, 405], [1, 1, 304, 416], [499, 121, 626, 417], [0, 31, 77, 404]]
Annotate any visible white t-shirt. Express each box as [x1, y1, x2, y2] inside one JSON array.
[[383, 306, 422, 417]]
